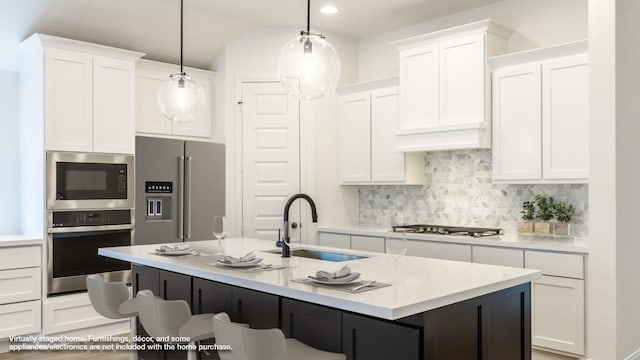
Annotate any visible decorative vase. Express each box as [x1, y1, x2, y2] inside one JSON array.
[[553, 222, 571, 237], [517, 221, 534, 234], [534, 221, 552, 236]]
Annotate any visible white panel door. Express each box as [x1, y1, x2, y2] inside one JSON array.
[[532, 276, 585, 355], [92, 57, 135, 154], [242, 82, 300, 241], [339, 92, 371, 183], [542, 54, 589, 180], [492, 63, 542, 181], [44, 49, 93, 152], [371, 87, 405, 183], [398, 44, 439, 130], [439, 34, 485, 127], [135, 68, 173, 135]]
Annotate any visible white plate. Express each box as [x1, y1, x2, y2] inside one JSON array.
[[306, 274, 361, 285], [155, 249, 196, 256], [216, 258, 263, 268]]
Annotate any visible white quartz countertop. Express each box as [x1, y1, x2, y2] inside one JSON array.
[[99, 238, 540, 320], [318, 226, 589, 254], [0, 235, 43, 247]]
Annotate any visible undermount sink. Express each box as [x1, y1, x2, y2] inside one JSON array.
[[263, 248, 368, 262]]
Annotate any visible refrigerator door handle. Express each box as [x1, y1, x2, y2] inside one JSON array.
[[185, 156, 193, 239], [178, 156, 185, 240]]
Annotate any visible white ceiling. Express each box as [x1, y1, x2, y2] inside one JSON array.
[[0, 0, 501, 71]]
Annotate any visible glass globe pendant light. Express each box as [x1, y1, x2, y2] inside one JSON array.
[[277, 0, 341, 100], [157, 0, 205, 122]]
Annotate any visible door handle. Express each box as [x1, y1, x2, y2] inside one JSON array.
[[185, 156, 193, 239], [178, 156, 185, 240], [291, 222, 298, 229]]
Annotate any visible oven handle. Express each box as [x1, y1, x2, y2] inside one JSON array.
[[47, 224, 134, 234]]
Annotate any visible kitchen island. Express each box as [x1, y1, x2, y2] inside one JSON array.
[[100, 238, 540, 360]]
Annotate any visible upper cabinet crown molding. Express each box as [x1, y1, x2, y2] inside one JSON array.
[[489, 40, 588, 68], [336, 77, 399, 95], [392, 19, 512, 153], [21, 33, 145, 61], [135, 58, 216, 79], [391, 19, 514, 49]]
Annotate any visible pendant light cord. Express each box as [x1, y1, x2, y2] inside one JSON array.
[[306, 0, 310, 33], [180, 0, 184, 74]]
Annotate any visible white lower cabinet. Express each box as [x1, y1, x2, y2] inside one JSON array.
[[43, 292, 129, 335], [472, 246, 524, 268], [318, 233, 351, 249], [531, 276, 585, 356], [406, 240, 471, 262], [0, 300, 41, 339], [351, 235, 385, 253], [0, 244, 42, 340]]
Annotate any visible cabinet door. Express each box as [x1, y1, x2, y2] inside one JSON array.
[[193, 279, 232, 360], [350, 235, 384, 253], [132, 265, 163, 360], [343, 312, 421, 360], [406, 240, 471, 261], [531, 276, 584, 355], [282, 298, 342, 353], [44, 49, 93, 152], [473, 246, 524, 268], [492, 63, 542, 181], [318, 232, 350, 249], [542, 54, 589, 181], [439, 33, 485, 127], [0, 300, 41, 339], [231, 287, 279, 329], [159, 270, 192, 302], [93, 57, 135, 154], [339, 92, 371, 183], [173, 76, 213, 138], [371, 87, 405, 183], [135, 68, 173, 135], [0, 268, 41, 304], [398, 44, 439, 130]]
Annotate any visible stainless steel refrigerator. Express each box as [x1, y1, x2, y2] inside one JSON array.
[[135, 136, 225, 244]]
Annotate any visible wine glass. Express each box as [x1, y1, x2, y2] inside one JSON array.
[[212, 216, 226, 255], [385, 232, 407, 256]]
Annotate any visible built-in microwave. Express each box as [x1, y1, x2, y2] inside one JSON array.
[[46, 152, 134, 210]]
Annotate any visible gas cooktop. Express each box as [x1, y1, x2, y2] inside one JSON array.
[[391, 224, 503, 237]]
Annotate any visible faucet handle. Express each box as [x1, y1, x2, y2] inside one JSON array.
[[276, 229, 283, 247]]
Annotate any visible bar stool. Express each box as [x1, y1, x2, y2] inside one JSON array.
[[136, 290, 215, 360], [86, 274, 138, 319], [213, 312, 346, 360]]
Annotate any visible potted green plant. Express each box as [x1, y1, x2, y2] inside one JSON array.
[[534, 194, 555, 235], [518, 201, 535, 234], [553, 201, 575, 237]]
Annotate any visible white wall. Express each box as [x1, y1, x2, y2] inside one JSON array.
[[356, 0, 587, 81], [213, 27, 359, 241], [0, 71, 20, 234], [614, 1, 640, 358]]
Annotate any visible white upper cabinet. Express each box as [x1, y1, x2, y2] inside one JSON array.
[[44, 49, 93, 152], [542, 55, 589, 180], [337, 78, 423, 185], [393, 20, 512, 152], [92, 57, 135, 154], [339, 91, 371, 183], [491, 41, 588, 183], [135, 59, 214, 139], [23, 34, 143, 154]]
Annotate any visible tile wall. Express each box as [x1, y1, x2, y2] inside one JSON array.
[[358, 149, 588, 237]]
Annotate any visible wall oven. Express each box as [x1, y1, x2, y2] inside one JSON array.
[[47, 209, 133, 295], [46, 152, 134, 210]]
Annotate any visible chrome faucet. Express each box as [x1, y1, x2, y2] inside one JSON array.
[[281, 193, 318, 257]]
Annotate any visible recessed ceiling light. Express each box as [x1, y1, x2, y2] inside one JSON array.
[[320, 5, 338, 15]]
